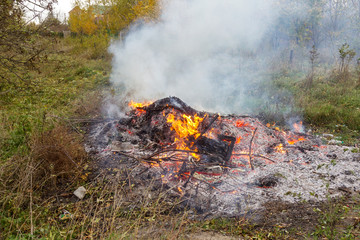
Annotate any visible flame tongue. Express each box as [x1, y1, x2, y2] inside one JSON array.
[[287, 136, 305, 145], [166, 113, 205, 160], [128, 100, 153, 116], [167, 113, 203, 140], [129, 100, 153, 109]]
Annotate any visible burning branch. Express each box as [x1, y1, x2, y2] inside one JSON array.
[[193, 114, 219, 145]]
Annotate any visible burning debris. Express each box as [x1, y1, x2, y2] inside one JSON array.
[[87, 97, 360, 219]]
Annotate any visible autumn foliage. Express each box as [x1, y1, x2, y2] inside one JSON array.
[[68, 0, 160, 35], [69, 5, 98, 35]]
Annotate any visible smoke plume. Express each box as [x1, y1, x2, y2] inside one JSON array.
[[109, 0, 278, 113]]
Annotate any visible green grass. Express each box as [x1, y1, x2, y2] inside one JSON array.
[[1, 35, 360, 239], [300, 82, 360, 131], [262, 69, 360, 145], [0, 36, 111, 239], [0, 40, 110, 161]]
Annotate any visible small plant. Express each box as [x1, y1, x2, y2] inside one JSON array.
[[305, 45, 319, 88], [356, 58, 360, 87], [338, 43, 356, 78], [351, 148, 359, 153]]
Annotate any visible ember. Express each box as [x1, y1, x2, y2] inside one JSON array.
[[87, 96, 360, 219], [128, 100, 153, 116], [111, 96, 326, 187]]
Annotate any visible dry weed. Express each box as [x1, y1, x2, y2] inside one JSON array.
[[31, 124, 86, 190]]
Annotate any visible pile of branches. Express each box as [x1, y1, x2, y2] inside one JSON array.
[[113, 97, 271, 185]]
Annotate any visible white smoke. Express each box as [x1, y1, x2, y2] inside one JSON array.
[[109, 0, 278, 113]]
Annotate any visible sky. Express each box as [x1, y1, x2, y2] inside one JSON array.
[[54, 0, 74, 21]]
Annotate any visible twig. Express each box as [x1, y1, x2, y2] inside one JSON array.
[[47, 115, 82, 134], [183, 169, 196, 188], [125, 168, 132, 193], [29, 158, 34, 236], [248, 128, 258, 170], [182, 172, 237, 195], [68, 118, 118, 123], [193, 114, 219, 145], [35, 146, 81, 169], [144, 148, 200, 160], [114, 151, 166, 171], [232, 153, 275, 163]]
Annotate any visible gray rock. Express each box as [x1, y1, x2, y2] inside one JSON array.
[[74, 186, 86, 200], [322, 134, 334, 139]]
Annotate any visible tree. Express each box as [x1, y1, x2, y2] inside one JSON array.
[[305, 45, 320, 88], [98, 0, 160, 34], [338, 43, 356, 74], [68, 0, 161, 36], [131, 0, 160, 23], [68, 4, 98, 35], [0, 0, 56, 94]]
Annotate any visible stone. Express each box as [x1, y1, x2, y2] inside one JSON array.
[[74, 186, 86, 200]]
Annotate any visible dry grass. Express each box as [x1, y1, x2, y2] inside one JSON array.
[[72, 90, 105, 118], [28, 171, 192, 239], [31, 125, 86, 190], [0, 124, 87, 238]]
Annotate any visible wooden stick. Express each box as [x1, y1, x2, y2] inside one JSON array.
[[248, 128, 258, 170], [193, 114, 219, 146], [30, 158, 34, 236], [232, 153, 275, 163], [144, 148, 200, 160], [183, 169, 196, 188]]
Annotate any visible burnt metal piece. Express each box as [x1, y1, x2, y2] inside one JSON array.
[[195, 137, 228, 160]]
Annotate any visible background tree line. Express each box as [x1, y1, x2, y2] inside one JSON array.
[[2, 0, 360, 94], [270, 0, 360, 67], [68, 0, 160, 35]]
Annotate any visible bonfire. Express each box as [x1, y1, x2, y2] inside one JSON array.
[[87, 96, 359, 218]]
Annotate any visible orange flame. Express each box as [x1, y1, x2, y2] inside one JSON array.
[[287, 136, 305, 145], [129, 100, 153, 116], [293, 121, 303, 133], [266, 122, 276, 128], [167, 113, 203, 140], [235, 120, 249, 128], [128, 100, 153, 109], [167, 113, 204, 160]]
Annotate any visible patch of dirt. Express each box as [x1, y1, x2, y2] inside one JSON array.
[[255, 200, 322, 231]]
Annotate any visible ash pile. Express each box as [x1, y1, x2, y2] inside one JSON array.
[[86, 97, 360, 219]]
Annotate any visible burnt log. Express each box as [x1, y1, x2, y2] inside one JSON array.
[[141, 96, 199, 119]]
